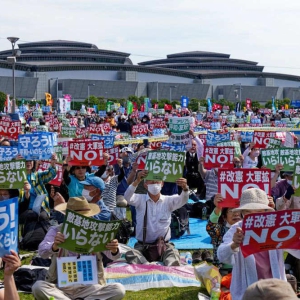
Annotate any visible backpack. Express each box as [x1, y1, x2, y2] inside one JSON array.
[[170, 206, 189, 239], [14, 267, 48, 292], [111, 213, 133, 244], [20, 220, 50, 251]]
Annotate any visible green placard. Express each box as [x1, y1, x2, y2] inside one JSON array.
[[261, 148, 300, 171], [98, 102, 106, 111], [54, 145, 63, 163], [266, 138, 282, 148], [60, 210, 121, 254], [57, 113, 65, 121], [0, 160, 27, 189], [61, 127, 76, 138], [32, 110, 43, 119], [217, 141, 241, 157], [36, 125, 48, 132], [293, 163, 300, 196], [145, 150, 185, 182], [199, 106, 207, 113], [62, 118, 70, 126], [169, 117, 190, 134], [29, 121, 39, 128]]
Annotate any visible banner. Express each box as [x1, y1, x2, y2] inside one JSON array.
[[217, 141, 242, 157], [38, 161, 63, 186], [284, 131, 294, 148], [206, 131, 231, 146], [181, 96, 189, 108], [0, 146, 18, 161], [131, 124, 148, 136], [90, 135, 115, 149], [218, 168, 271, 208], [253, 131, 277, 148], [18, 132, 55, 160], [241, 210, 300, 258], [145, 150, 185, 182], [261, 148, 300, 171], [127, 101, 133, 115], [0, 197, 18, 257], [266, 138, 282, 148], [204, 147, 234, 169], [69, 140, 105, 166]]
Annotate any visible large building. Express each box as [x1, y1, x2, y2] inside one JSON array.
[[0, 40, 300, 105]]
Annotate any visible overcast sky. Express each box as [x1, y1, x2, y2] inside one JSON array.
[[1, 0, 300, 76]]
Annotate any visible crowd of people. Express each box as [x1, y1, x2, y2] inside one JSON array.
[[0, 104, 299, 299]]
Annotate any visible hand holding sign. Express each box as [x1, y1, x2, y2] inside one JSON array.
[[52, 231, 66, 252], [105, 239, 119, 254], [232, 227, 244, 251], [50, 153, 57, 167], [3, 250, 21, 277]]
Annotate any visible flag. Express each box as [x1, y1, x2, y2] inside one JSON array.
[[144, 98, 149, 112], [207, 98, 212, 112], [45, 93, 52, 106], [127, 101, 133, 114], [272, 97, 276, 114]]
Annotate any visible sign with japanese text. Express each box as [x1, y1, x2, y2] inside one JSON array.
[[293, 163, 300, 197], [60, 209, 121, 253], [145, 150, 185, 182], [18, 132, 55, 160], [61, 127, 76, 138], [0, 147, 18, 162], [38, 161, 63, 186], [218, 168, 271, 208], [69, 140, 105, 166], [131, 124, 148, 136], [253, 131, 283, 149], [261, 148, 300, 171], [217, 141, 241, 157], [36, 125, 48, 132], [90, 134, 115, 149], [240, 131, 254, 143], [206, 131, 230, 146], [168, 117, 190, 145], [0, 120, 21, 140], [161, 142, 186, 152], [88, 123, 111, 134], [241, 210, 300, 257], [204, 147, 234, 169], [0, 197, 18, 257], [32, 110, 43, 119], [57, 255, 98, 288], [106, 146, 119, 165], [266, 138, 282, 149], [0, 160, 26, 189]]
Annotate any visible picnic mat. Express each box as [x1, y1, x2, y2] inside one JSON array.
[[127, 218, 212, 250], [105, 263, 199, 291]]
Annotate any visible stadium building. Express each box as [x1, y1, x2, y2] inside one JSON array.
[[0, 40, 300, 105]]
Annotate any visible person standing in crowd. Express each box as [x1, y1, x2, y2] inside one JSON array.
[[242, 143, 260, 168], [217, 188, 300, 300], [124, 170, 189, 266], [271, 170, 293, 200], [117, 115, 131, 134]]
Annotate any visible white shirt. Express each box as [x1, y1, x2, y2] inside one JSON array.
[[124, 185, 189, 243]]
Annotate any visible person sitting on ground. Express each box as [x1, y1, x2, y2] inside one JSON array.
[[32, 196, 126, 300], [124, 170, 189, 266]]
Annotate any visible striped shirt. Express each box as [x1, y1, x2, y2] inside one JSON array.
[[101, 175, 119, 212], [204, 170, 218, 200]]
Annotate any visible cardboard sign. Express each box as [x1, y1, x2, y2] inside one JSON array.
[[0, 120, 21, 140], [145, 150, 185, 182], [18, 132, 55, 160], [204, 147, 234, 169], [0, 146, 19, 161], [69, 140, 104, 166], [218, 168, 271, 208], [241, 210, 300, 258], [206, 131, 230, 146], [0, 160, 27, 189], [0, 197, 18, 257], [38, 161, 63, 186], [106, 146, 119, 165], [131, 124, 148, 136], [261, 148, 300, 171], [60, 209, 121, 253]]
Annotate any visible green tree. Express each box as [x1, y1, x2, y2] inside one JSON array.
[[84, 95, 99, 107], [0, 91, 6, 112]]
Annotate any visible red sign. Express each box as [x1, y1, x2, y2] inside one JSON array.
[[68, 140, 105, 166], [135, 150, 151, 170], [202, 122, 211, 129], [204, 147, 234, 169], [88, 123, 111, 134], [0, 120, 21, 139], [76, 127, 88, 138], [253, 131, 277, 148], [69, 117, 78, 126], [131, 124, 148, 136], [218, 168, 271, 208], [241, 210, 300, 257], [106, 146, 119, 165], [164, 104, 172, 111], [38, 162, 63, 186], [150, 119, 166, 130], [246, 98, 252, 109], [150, 141, 162, 150]]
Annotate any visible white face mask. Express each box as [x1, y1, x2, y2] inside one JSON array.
[[82, 189, 93, 202], [101, 172, 109, 179], [147, 183, 162, 195], [287, 180, 292, 185]]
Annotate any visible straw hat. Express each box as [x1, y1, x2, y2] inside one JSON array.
[[55, 196, 100, 217], [233, 188, 273, 211]]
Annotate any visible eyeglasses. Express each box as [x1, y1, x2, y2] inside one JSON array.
[[75, 166, 87, 170]]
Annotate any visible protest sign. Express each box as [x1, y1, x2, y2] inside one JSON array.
[[0, 146, 18, 161], [266, 138, 282, 149], [32, 110, 43, 119], [38, 161, 63, 186], [89, 123, 111, 134], [211, 122, 221, 130], [29, 121, 39, 128], [204, 146, 234, 169], [69, 140, 105, 166], [106, 146, 119, 165], [152, 128, 165, 136], [90, 134, 115, 149], [0, 160, 27, 189], [0, 197, 18, 257], [261, 148, 300, 171], [57, 255, 98, 288], [206, 131, 230, 146], [161, 142, 185, 152], [145, 150, 185, 182], [61, 127, 76, 138], [217, 141, 241, 157], [293, 163, 300, 196], [168, 117, 190, 145], [60, 209, 121, 253], [241, 210, 300, 258], [284, 131, 294, 148], [253, 131, 277, 148], [0, 120, 21, 140], [218, 168, 271, 208], [18, 132, 55, 160], [131, 124, 148, 136], [240, 131, 254, 143], [36, 125, 48, 132]]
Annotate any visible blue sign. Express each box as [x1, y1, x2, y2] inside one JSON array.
[[152, 128, 165, 136], [118, 107, 125, 114], [181, 96, 189, 108], [0, 147, 19, 161], [207, 98, 212, 112], [206, 131, 231, 146], [90, 134, 115, 149], [291, 100, 300, 108], [98, 111, 106, 117], [250, 118, 261, 124], [42, 106, 51, 113], [196, 114, 203, 121], [240, 131, 254, 143], [161, 142, 185, 152], [0, 197, 19, 256], [18, 132, 55, 160], [139, 112, 147, 118], [211, 122, 221, 130]]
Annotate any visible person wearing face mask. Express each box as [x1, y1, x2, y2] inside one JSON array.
[[242, 142, 260, 169], [271, 170, 293, 200], [124, 170, 189, 266], [233, 157, 242, 169]]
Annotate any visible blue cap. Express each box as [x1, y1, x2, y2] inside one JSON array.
[[80, 176, 105, 191]]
